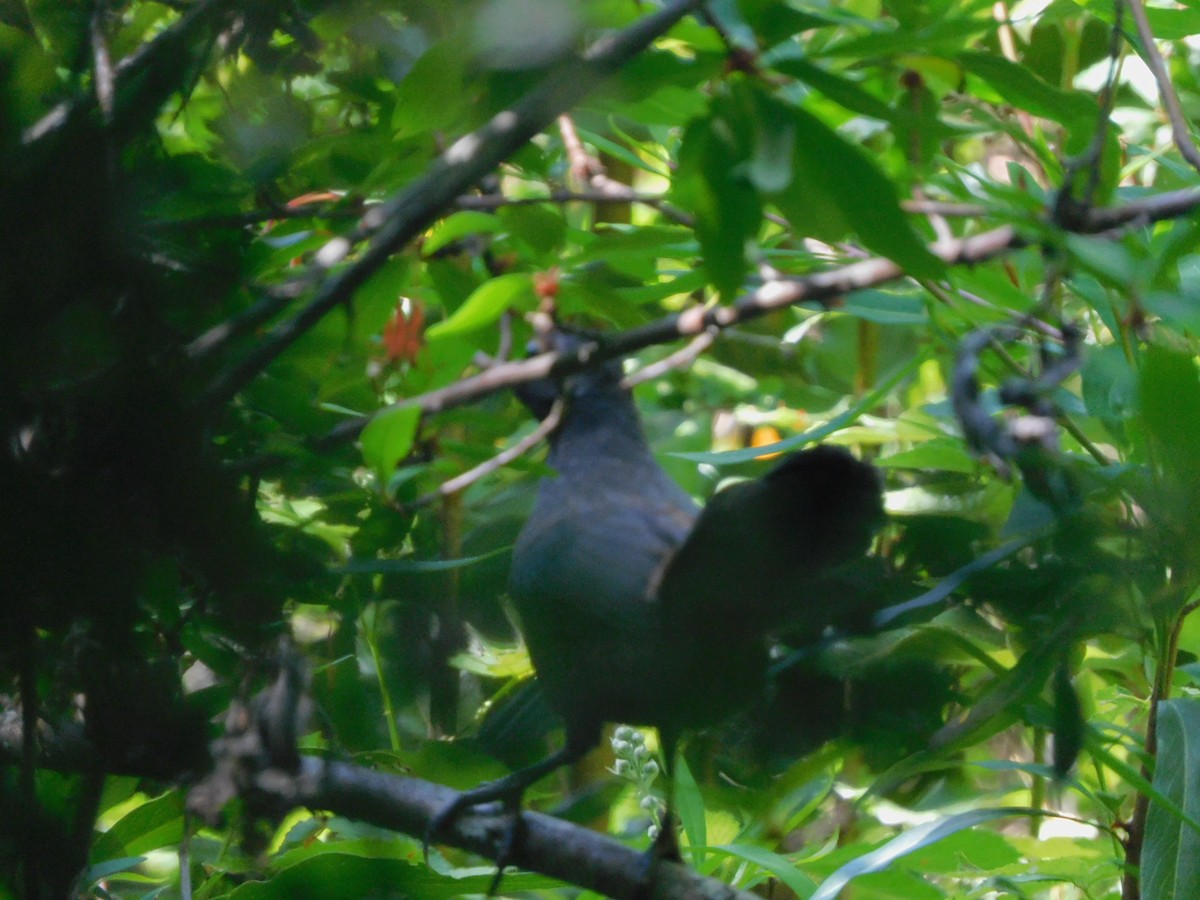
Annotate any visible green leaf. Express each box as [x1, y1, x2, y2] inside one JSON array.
[[810, 807, 1041, 900], [840, 291, 928, 325], [958, 52, 1096, 130], [422, 211, 503, 256], [877, 438, 978, 474], [425, 273, 535, 340], [672, 753, 706, 866], [673, 108, 761, 298], [360, 405, 421, 478], [82, 857, 147, 885], [670, 355, 920, 464], [1139, 347, 1200, 551], [497, 204, 566, 255], [713, 843, 817, 897], [772, 56, 907, 127], [90, 792, 184, 863], [756, 87, 941, 278], [1143, 698, 1200, 900], [227, 852, 559, 899], [391, 39, 469, 137], [338, 548, 507, 574], [1087, 736, 1200, 840]]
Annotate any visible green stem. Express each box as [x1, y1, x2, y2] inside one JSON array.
[[363, 610, 402, 753], [1121, 591, 1188, 900]]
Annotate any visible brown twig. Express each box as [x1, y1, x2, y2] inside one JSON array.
[[993, 2, 1037, 140], [249, 758, 756, 900], [89, 2, 115, 123], [1126, 0, 1200, 174], [557, 114, 695, 226], [622, 330, 716, 388], [406, 398, 564, 510]]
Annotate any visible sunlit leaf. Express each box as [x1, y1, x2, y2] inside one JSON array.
[[1143, 698, 1200, 899], [425, 273, 535, 340]]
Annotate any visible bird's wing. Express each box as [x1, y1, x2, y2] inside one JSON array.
[[510, 486, 695, 640], [656, 446, 884, 637]]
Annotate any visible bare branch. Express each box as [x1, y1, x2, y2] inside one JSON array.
[[316, 182, 1200, 445], [622, 330, 716, 389], [558, 114, 695, 226], [1127, 0, 1200, 174], [242, 757, 756, 900], [202, 0, 706, 410], [406, 398, 565, 510]]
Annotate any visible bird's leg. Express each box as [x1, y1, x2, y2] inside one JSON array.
[[424, 741, 588, 888]]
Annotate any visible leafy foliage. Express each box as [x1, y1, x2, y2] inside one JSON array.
[[4, 1, 1200, 898]]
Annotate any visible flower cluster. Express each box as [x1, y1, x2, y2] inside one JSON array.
[[609, 726, 665, 839]]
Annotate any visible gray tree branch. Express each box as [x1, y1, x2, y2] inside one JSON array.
[[202, 0, 706, 409]]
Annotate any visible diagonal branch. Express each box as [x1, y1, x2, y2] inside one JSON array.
[[23, 0, 240, 146], [316, 182, 1200, 445], [236, 757, 756, 900], [1126, 0, 1200, 174], [202, 0, 706, 410]]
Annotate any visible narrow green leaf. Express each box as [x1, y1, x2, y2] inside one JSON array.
[[674, 110, 761, 298], [338, 548, 507, 574], [669, 355, 920, 464], [423, 211, 503, 256], [811, 807, 1040, 900], [1143, 698, 1200, 900], [90, 792, 184, 863], [425, 273, 535, 340], [713, 843, 817, 897], [840, 290, 928, 325], [672, 753, 707, 866], [757, 87, 941, 278], [360, 405, 421, 478], [83, 857, 147, 885], [958, 52, 1096, 129], [772, 56, 907, 126], [877, 438, 978, 474]]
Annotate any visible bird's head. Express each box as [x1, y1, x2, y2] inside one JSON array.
[[514, 330, 624, 422]]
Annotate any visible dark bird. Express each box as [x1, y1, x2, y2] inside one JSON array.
[[429, 336, 884, 861]]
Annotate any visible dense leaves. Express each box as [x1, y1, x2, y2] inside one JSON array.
[[4, 1, 1200, 898]]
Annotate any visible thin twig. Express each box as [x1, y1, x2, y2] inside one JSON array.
[[406, 398, 564, 510], [557, 113, 695, 226], [1127, 0, 1200, 174], [993, 2, 1037, 140], [1054, 0, 1124, 227], [622, 330, 716, 388]]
